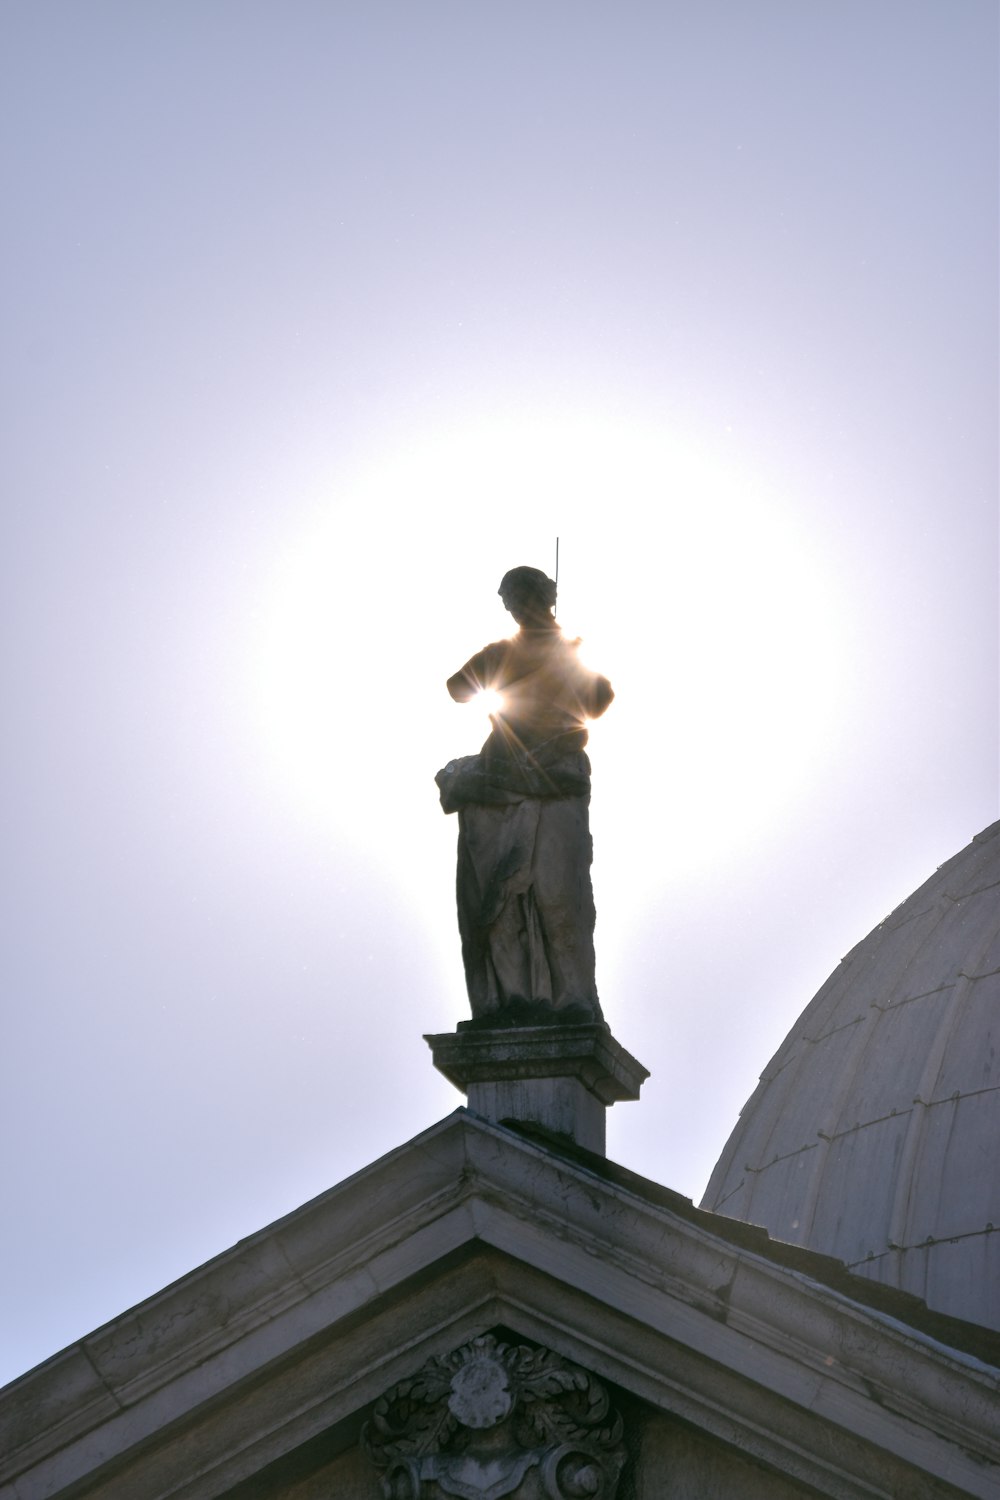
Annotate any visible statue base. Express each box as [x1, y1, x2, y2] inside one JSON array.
[[425, 1022, 649, 1156]]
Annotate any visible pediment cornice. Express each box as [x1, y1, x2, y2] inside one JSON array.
[[2, 1110, 998, 1499]]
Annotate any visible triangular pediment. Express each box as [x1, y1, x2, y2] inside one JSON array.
[[3, 1111, 998, 1499]]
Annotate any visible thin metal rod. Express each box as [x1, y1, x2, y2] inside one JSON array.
[[554, 536, 560, 618]]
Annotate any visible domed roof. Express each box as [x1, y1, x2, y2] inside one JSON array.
[[702, 820, 1000, 1332]]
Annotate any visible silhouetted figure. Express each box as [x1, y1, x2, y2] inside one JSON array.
[[436, 566, 613, 1026]]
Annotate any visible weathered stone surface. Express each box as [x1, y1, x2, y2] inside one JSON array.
[[425, 1023, 648, 1154], [632, 1409, 818, 1499], [363, 1333, 625, 1498]]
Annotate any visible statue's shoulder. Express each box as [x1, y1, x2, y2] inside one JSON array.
[[457, 637, 508, 673], [478, 637, 517, 669], [471, 636, 513, 656]]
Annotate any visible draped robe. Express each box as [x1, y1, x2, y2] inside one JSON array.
[[437, 626, 613, 1024]]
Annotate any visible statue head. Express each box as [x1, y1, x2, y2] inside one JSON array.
[[498, 566, 557, 626]]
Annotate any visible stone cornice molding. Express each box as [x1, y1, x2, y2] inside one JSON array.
[[426, 1023, 649, 1154]]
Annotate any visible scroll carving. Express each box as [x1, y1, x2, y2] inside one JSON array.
[[362, 1333, 626, 1499]]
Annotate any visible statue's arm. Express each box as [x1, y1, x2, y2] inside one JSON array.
[[447, 666, 479, 702], [564, 639, 613, 720], [586, 675, 614, 719], [446, 645, 497, 703]]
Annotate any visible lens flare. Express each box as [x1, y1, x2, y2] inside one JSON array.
[[249, 407, 849, 876]]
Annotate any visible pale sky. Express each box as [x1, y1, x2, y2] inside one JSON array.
[[2, 2, 997, 1388]]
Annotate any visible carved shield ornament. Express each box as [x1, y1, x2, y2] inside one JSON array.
[[363, 1334, 625, 1499]]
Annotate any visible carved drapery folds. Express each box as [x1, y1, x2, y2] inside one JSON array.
[[363, 1334, 626, 1499]]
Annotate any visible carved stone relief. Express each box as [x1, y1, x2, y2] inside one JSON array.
[[362, 1334, 626, 1499]]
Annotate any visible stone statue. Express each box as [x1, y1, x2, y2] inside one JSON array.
[[436, 566, 613, 1027], [363, 1332, 626, 1499]]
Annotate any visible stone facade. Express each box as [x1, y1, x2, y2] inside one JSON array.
[[254, 1409, 827, 1499], [2, 1111, 997, 1499]]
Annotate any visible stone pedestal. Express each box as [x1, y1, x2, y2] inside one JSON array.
[[425, 1023, 648, 1156]]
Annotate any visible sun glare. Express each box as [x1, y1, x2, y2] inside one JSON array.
[[476, 688, 504, 718], [249, 408, 849, 877]]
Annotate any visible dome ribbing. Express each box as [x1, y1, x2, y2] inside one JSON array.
[[702, 821, 1000, 1331]]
